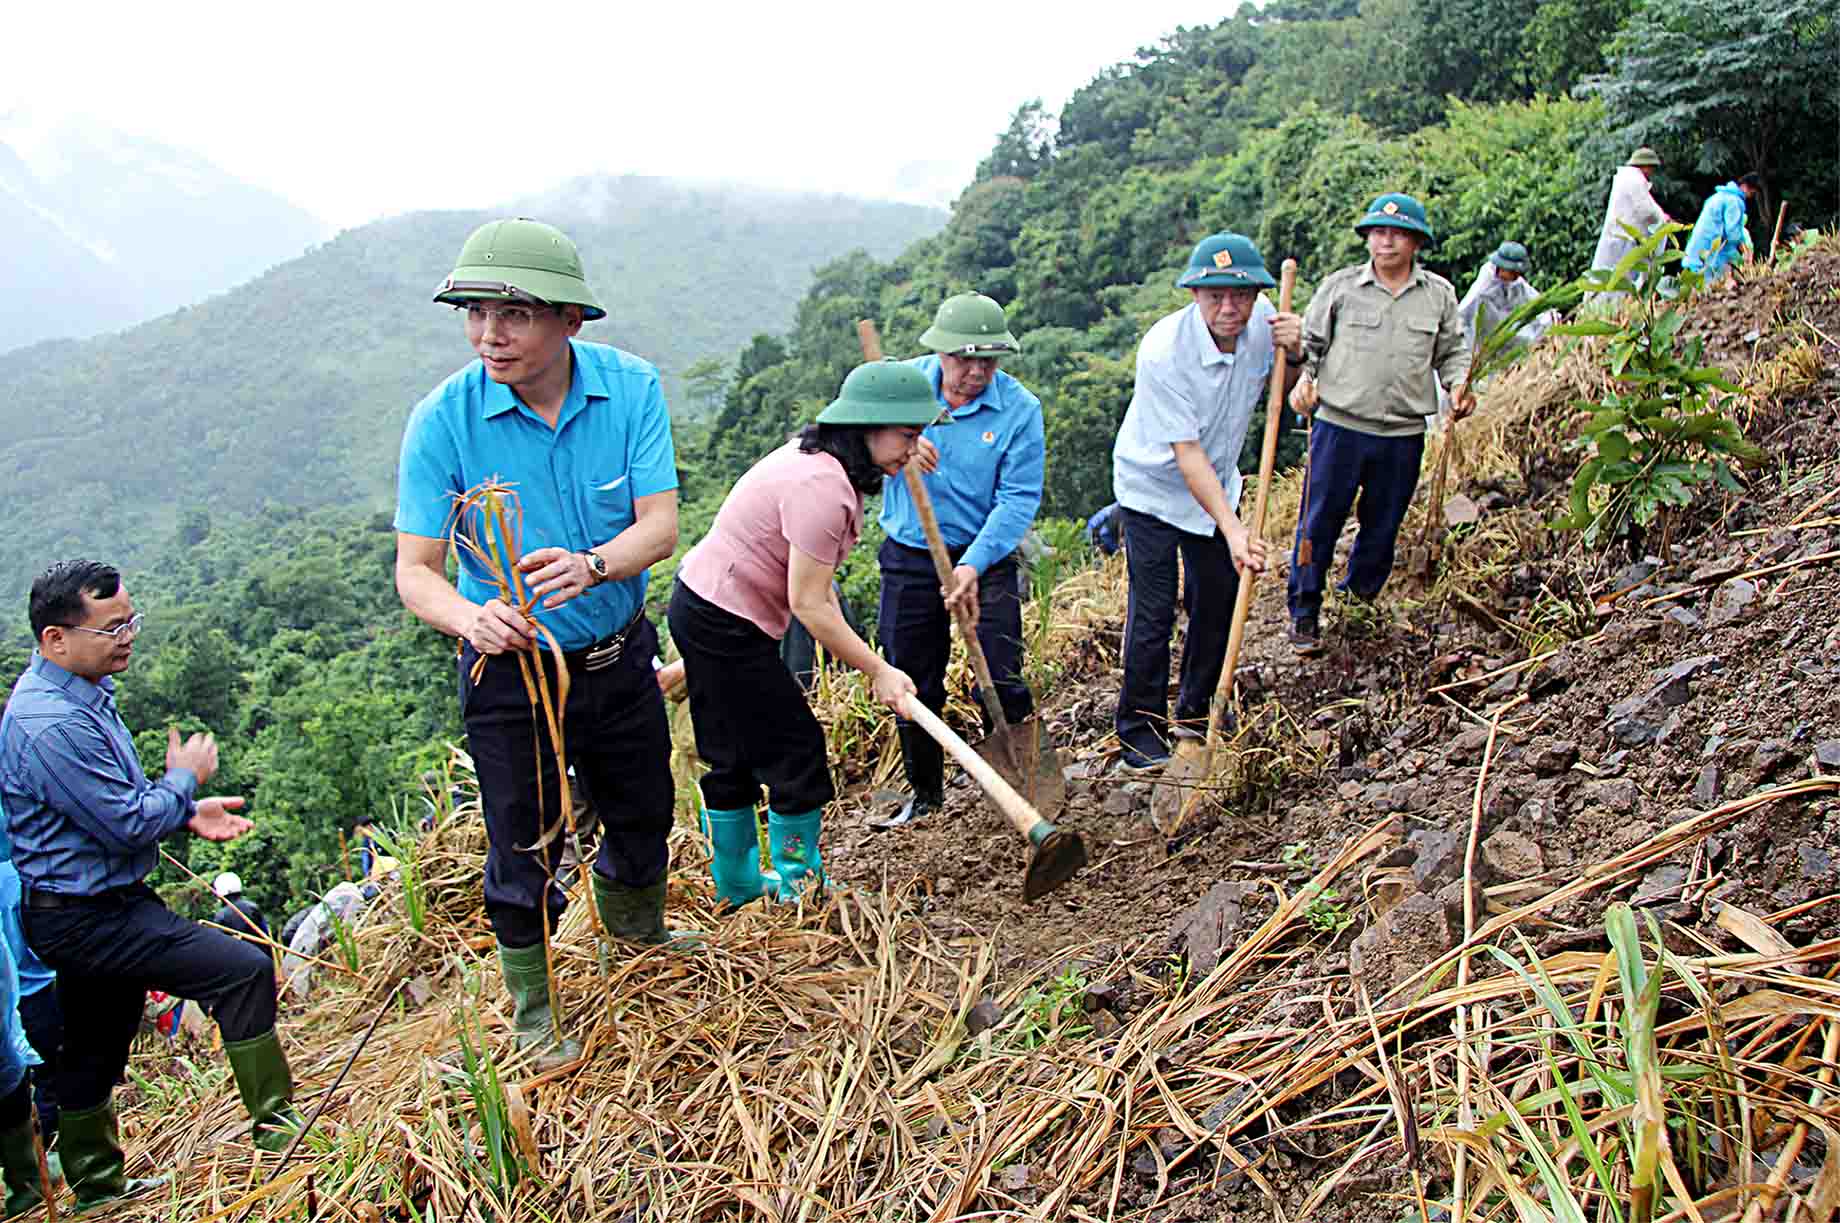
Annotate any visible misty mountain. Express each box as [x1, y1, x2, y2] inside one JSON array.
[[0, 109, 331, 352], [0, 177, 944, 598]]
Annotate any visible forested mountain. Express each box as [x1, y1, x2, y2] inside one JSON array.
[[0, 109, 331, 351], [0, 178, 944, 599]]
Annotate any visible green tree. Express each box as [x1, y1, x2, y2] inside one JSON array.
[[975, 100, 1054, 182], [1586, 0, 1839, 227]]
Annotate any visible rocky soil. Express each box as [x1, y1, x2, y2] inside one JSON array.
[[823, 245, 1840, 1217]]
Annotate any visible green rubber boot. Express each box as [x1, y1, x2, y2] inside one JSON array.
[[496, 942, 583, 1071], [766, 810, 825, 901], [592, 874, 699, 948], [223, 1028, 307, 1153], [0, 1115, 48, 1218], [59, 1100, 168, 1213], [701, 800, 766, 908]]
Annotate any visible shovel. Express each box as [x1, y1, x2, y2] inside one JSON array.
[[856, 320, 1068, 821], [899, 694, 1086, 901], [1152, 260, 1298, 836]]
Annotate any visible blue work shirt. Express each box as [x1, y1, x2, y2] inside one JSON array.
[[1683, 183, 1752, 280], [879, 355, 1045, 575], [0, 861, 53, 998], [395, 340, 680, 651], [0, 654, 198, 896]]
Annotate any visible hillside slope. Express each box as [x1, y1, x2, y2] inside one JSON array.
[[0, 178, 943, 599], [91, 243, 1840, 1222]]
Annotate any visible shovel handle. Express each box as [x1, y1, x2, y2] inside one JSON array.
[[858, 321, 1018, 751], [1214, 259, 1298, 721], [899, 694, 1045, 842]]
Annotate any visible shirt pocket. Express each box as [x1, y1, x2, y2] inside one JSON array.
[[1395, 315, 1439, 373], [583, 474, 637, 540], [1341, 308, 1384, 353]]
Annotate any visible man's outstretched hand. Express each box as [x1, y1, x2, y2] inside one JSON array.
[[190, 796, 251, 842]]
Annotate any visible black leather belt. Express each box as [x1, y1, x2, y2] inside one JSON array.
[[27, 889, 86, 910], [567, 608, 646, 673]]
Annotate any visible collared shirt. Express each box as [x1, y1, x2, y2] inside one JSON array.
[[1684, 183, 1752, 277], [1301, 262, 1470, 439], [1112, 299, 1276, 537], [878, 356, 1045, 576], [0, 654, 199, 896], [395, 339, 679, 651]]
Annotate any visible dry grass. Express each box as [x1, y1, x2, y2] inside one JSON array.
[[102, 768, 1839, 1222]]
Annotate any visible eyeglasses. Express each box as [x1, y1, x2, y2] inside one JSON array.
[[63, 612, 144, 642], [457, 303, 555, 334]]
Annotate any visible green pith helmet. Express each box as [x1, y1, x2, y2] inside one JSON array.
[[817, 361, 943, 427], [1626, 147, 1662, 169], [918, 293, 1020, 356], [1489, 241, 1530, 273], [433, 218, 606, 320], [1177, 232, 1277, 290], [1354, 192, 1435, 248]]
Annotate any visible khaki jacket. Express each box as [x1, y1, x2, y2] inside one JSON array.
[[1301, 262, 1471, 438]]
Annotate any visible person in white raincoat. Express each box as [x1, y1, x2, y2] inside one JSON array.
[[1591, 147, 1670, 274], [1459, 242, 1555, 354]]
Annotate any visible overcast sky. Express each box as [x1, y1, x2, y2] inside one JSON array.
[[9, 0, 1237, 228]]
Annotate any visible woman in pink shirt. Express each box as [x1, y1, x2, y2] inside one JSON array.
[[668, 362, 938, 905]]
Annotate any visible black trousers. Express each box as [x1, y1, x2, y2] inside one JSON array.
[[18, 985, 61, 1135], [668, 581, 835, 814], [460, 617, 676, 950], [1116, 507, 1241, 766], [879, 539, 1033, 796], [22, 884, 276, 1113]]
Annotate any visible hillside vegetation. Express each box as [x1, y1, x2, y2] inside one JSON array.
[[0, 177, 943, 600]]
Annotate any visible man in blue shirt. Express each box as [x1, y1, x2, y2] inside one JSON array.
[[1683, 174, 1760, 283], [395, 218, 684, 1071], [872, 293, 1046, 828], [0, 560, 299, 1211], [1111, 234, 1302, 769]]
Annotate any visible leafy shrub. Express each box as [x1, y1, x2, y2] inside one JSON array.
[[1548, 224, 1763, 550]]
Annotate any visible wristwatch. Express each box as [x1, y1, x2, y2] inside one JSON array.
[[579, 550, 608, 586]]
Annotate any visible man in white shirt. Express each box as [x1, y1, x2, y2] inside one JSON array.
[[1110, 233, 1302, 770]]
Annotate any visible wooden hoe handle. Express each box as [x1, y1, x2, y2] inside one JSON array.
[[1216, 259, 1299, 711], [899, 694, 1047, 841]]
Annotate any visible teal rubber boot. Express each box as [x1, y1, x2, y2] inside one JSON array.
[[59, 1100, 168, 1213], [766, 810, 825, 900], [0, 1115, 48, 1217], [223, 1028, 307, 1153], [496, 942, 583, 1071], [701, 802, 766, 908], [592, 874, 699, 949]]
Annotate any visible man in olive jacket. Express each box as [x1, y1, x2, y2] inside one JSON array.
[[1287, 193, 1473, 656]]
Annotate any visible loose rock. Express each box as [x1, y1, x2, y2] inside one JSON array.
[[1526, 740, 1578, 775], [965, 999, 1004, 1035], [1349, 889, 1453, 994], [1590, 778, 1640, 814], [1482, 830, 1545, 878], [1169, 881, 1256, 976], [1630, 865, 1686, 907], [1408, 825, 1464, 889], [1692, 764, 1721, 806], [1707, 577, 1758, 626]]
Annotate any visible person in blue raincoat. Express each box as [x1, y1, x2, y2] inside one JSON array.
[[1683, 174, 1761, 282], [0, 912, 51, 1214]]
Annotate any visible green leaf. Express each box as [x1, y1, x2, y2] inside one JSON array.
[[1596, 431, 1632, 463], [1553, 319, 1620, 337]]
